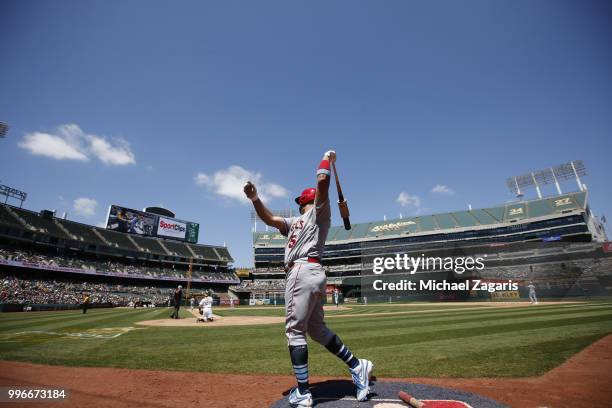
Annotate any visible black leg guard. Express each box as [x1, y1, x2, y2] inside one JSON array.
[[289, 345, 309, 393], [325, 335, 359, 369]]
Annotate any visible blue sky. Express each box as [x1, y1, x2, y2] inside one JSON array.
[[1, 0, 611, 266]]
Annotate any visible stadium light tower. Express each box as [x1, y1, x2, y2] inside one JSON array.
[[250, 208, 295, 232], [0, 185, 28, 207], [506, 160, 587, 199]]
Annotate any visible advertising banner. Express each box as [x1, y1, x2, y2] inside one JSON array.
[[156, 217, 200, 243], [157, 216, 188, 240]]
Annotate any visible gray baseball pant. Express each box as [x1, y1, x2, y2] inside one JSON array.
[[285, 261, 335, 347]]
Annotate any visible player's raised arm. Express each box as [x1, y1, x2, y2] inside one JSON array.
[[315, 150, 335, 205], [244, 181, 289, 235]]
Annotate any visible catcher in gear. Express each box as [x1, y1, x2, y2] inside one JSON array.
[[197, 291, 214, 322]]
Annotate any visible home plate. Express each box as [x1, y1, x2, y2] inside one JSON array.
[[269, 380, 508, 407]]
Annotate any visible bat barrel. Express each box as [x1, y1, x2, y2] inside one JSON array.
[[338, 200, 351, 230], [332, 161, 351, 230]]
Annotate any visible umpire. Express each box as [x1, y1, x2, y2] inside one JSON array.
[[170, 285, 183, 319]]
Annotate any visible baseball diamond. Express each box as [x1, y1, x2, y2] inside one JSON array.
[[1, 302, 612, 407]]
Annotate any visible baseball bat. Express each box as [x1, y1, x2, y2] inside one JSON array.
[[399, 391, 425, 408], [331, 161, 351, 230]]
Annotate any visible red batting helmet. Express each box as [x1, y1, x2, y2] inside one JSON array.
[[295, 188, 316, 206]]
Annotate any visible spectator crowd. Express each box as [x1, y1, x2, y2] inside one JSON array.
[[230, 279, 285, 292], [0, 247, 237, 282], [0, 273, 172, 306]]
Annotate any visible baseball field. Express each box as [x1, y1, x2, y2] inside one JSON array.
[[1, 301, 612, 406]]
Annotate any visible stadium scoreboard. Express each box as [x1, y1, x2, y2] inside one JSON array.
[[105, 204, 199, 243]]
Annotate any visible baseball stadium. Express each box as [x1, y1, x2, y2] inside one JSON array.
[[1, 165, 612, 407], [2, 2, 612, 407]]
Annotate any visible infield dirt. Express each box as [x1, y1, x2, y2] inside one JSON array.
[[136, 301, 576, 328]]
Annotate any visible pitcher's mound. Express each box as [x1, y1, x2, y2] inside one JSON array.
[[137, 309, 283, 327]]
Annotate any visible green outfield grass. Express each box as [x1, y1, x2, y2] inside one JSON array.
[[1, 302, 612, 378]]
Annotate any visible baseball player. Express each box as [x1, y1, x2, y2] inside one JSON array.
[[528, 281, 538, 305], [197, 291, 214, 322], [170, 285, 183, 319], [82, 293, 90, 314], [244, 150, 373, 407]]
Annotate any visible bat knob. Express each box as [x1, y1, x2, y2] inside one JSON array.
[[342, 217, 351, 230]]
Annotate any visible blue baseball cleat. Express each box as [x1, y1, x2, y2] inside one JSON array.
[[349, 359, 373, 401], [288, 387, 313, 407]]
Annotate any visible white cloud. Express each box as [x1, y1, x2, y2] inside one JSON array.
[[195, 165, 289, 204], [396, 192, 421, 208], [89, 136, 135, 165], [18, 124, 135, 165], [431, 184, 455, 195], [73, 198, 98, 216], [18, 132, 88, 161]]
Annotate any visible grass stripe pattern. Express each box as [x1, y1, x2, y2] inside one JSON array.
[[1, 302, 611, 378]]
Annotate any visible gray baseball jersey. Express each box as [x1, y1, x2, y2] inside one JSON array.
[[282, 199, 331, 265]]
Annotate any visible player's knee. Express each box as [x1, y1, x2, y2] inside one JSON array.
[[286, 326, 307, 346], [308, 325, 333, 345], [287, 334, 307, 347]]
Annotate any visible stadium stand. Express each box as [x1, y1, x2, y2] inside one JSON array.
[[162, 240, 194, 258], [0, 246, 237, 281], [215, 247, 233, 262], [0, 273, 172, 307], [230, 279, 285, 292], [435, 212, 457, 229], [0, 205, 22, 227], [58, 219, 107, 245], [188, 244, 219, 261], [470, 209, 497, 225], [253, 192, 603, 252], [0, 203, 237, 307], [130, 235, 169, 255], [96, 228, 140, 251], [11, 207, 69, 238], [452, 211, 479, 227], [251, 191, 610, 302]]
